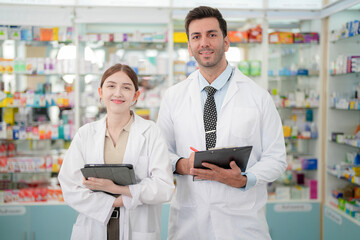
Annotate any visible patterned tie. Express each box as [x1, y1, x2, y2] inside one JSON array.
[[203, 86, 217, 150]]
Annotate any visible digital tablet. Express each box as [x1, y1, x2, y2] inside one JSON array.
[[81, 163, 136, 187], [194, 146, 252, 172]]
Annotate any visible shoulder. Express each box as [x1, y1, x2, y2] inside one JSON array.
[[133, 114, 164, 139], [234, 68, 271, 100], [76, 118, 105, 138], [163, 71, 198, 100]]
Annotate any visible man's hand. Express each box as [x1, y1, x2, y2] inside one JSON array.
[[175, 152, 195, 175], [190, 161, 247, 188]]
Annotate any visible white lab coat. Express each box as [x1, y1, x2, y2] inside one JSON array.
[[58, 114, 175, 240], [157, 68, 287, 240]]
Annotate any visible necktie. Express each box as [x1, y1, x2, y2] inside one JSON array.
[[203, 86, 217, 150]]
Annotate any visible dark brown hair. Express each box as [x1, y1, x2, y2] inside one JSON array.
[[100, 63, 139, 91], [185, 6, 227, 40]]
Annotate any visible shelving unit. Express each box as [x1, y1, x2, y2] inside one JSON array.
[[0, 25, 75, 207], [0, 1, 360, 239], [322, 2, 360, 239]]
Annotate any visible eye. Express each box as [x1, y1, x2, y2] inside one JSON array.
[[209, 33, 216, 37], [107, 84, 114, 88], [192, 35, 199, 40]]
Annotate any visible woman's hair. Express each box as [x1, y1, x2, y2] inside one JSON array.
[[185, 6, 227, 40], [100, 63, 139, 91]]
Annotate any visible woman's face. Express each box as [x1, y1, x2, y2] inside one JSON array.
[[98, 71, 140, 115]]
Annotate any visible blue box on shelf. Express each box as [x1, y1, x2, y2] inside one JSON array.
[[297, 69, 309, 75], [300, 157, 318, 170]]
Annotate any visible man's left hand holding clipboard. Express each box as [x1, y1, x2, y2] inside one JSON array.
[[188, 147, 250, 188]]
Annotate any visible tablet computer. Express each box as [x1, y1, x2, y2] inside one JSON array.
[[81, 163, 136, 187], [194, 146, 252, 172]]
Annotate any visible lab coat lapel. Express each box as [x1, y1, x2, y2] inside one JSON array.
[[188, 72, 206, 149], [122, 114, 147, 165], [92, 117, 107, 164], [221, 69, 242, 111]]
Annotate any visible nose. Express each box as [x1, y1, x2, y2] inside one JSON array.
[[200, 36, 210, 48], [114, 86, 123, 96]]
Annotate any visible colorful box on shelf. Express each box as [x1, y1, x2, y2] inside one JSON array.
[[332, 189, 344, 199], [2, 187, 63, 204], [173, 32, 187, 43], [0, 123, 74, 141], [228, 31, 248, 43], [294, 32, 319, 44], [299, 157, 317, 170], [248, 25, 262, 43], [238, 60, 261, 76], [275, 186, 291, 200], [305, 179, 318, 199], [269, 32, 294, 44]]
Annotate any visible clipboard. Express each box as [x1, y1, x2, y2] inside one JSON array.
[[81, 164, 136, 188], [193, 146, 252, 172]]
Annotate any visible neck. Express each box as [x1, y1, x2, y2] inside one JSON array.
[[106, 111, 132, 132], [199, 59, 228, 84]]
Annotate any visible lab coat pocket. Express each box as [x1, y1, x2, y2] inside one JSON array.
[[132, 231, 158, 240], [226, 186, 256, 210], [134, 156, 149, 181], [71, 224, 90, 240], [176, 175, 197, 207], [230, 107, 258, 139]]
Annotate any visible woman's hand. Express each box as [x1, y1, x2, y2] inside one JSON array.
[[83, 177, 117, 194], [83, 177, 132, 197], [113, 195, 124, 207]]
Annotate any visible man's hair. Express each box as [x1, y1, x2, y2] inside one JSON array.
[[185, 6, 227, 39]]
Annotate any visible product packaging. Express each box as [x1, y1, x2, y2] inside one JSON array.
[[269, 32, 294, 44]]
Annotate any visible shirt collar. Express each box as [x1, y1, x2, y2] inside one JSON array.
[[105, 114, 134, 137], [199, 63, 233, 92]]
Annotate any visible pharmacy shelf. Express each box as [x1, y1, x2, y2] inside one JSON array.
[[330, 33, 360, 43], [330, 107, 360, 111], [329, 140, 360, 149], [0, 202, 66, 206], [327, 168, 360, 187], [330, 72, 360, 76], [268, 199, 321, 203], [325, 203, 360, 227]]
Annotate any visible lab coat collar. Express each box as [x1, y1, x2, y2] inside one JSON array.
[[91, 113, 150, 165], [221, 68, 249, 110]]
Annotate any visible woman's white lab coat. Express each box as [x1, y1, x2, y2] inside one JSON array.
[[157, 68, 287, 240], [58, 114, 175, 240]]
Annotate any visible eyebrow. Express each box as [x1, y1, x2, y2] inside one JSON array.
[[190, 29, 218, 37], [105, 81, 132, 86]]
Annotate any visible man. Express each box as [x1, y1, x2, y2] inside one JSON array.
[[157, 6, 287, 240]]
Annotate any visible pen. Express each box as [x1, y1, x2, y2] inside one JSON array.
[[190, 147, 199, 152]]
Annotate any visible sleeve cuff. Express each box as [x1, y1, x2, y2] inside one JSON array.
[[123, 184, 142, 209], [172, 157, 183, 173], [240, 172, 257, 191]]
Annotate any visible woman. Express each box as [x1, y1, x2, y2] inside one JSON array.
[[58, 64, 175, 240]]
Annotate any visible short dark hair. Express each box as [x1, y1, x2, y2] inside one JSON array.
[[100, 63, 139, 92], [185, 6, 227, 39]]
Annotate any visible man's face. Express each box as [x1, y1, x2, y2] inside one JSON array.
[[187, 17, 229, 69]]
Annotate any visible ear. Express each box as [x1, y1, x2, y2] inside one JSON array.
[[98, 87, 102, 99], [133, 90, 140, 102], [188, 41, 193, 57], [224, 35, 230, 52]]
